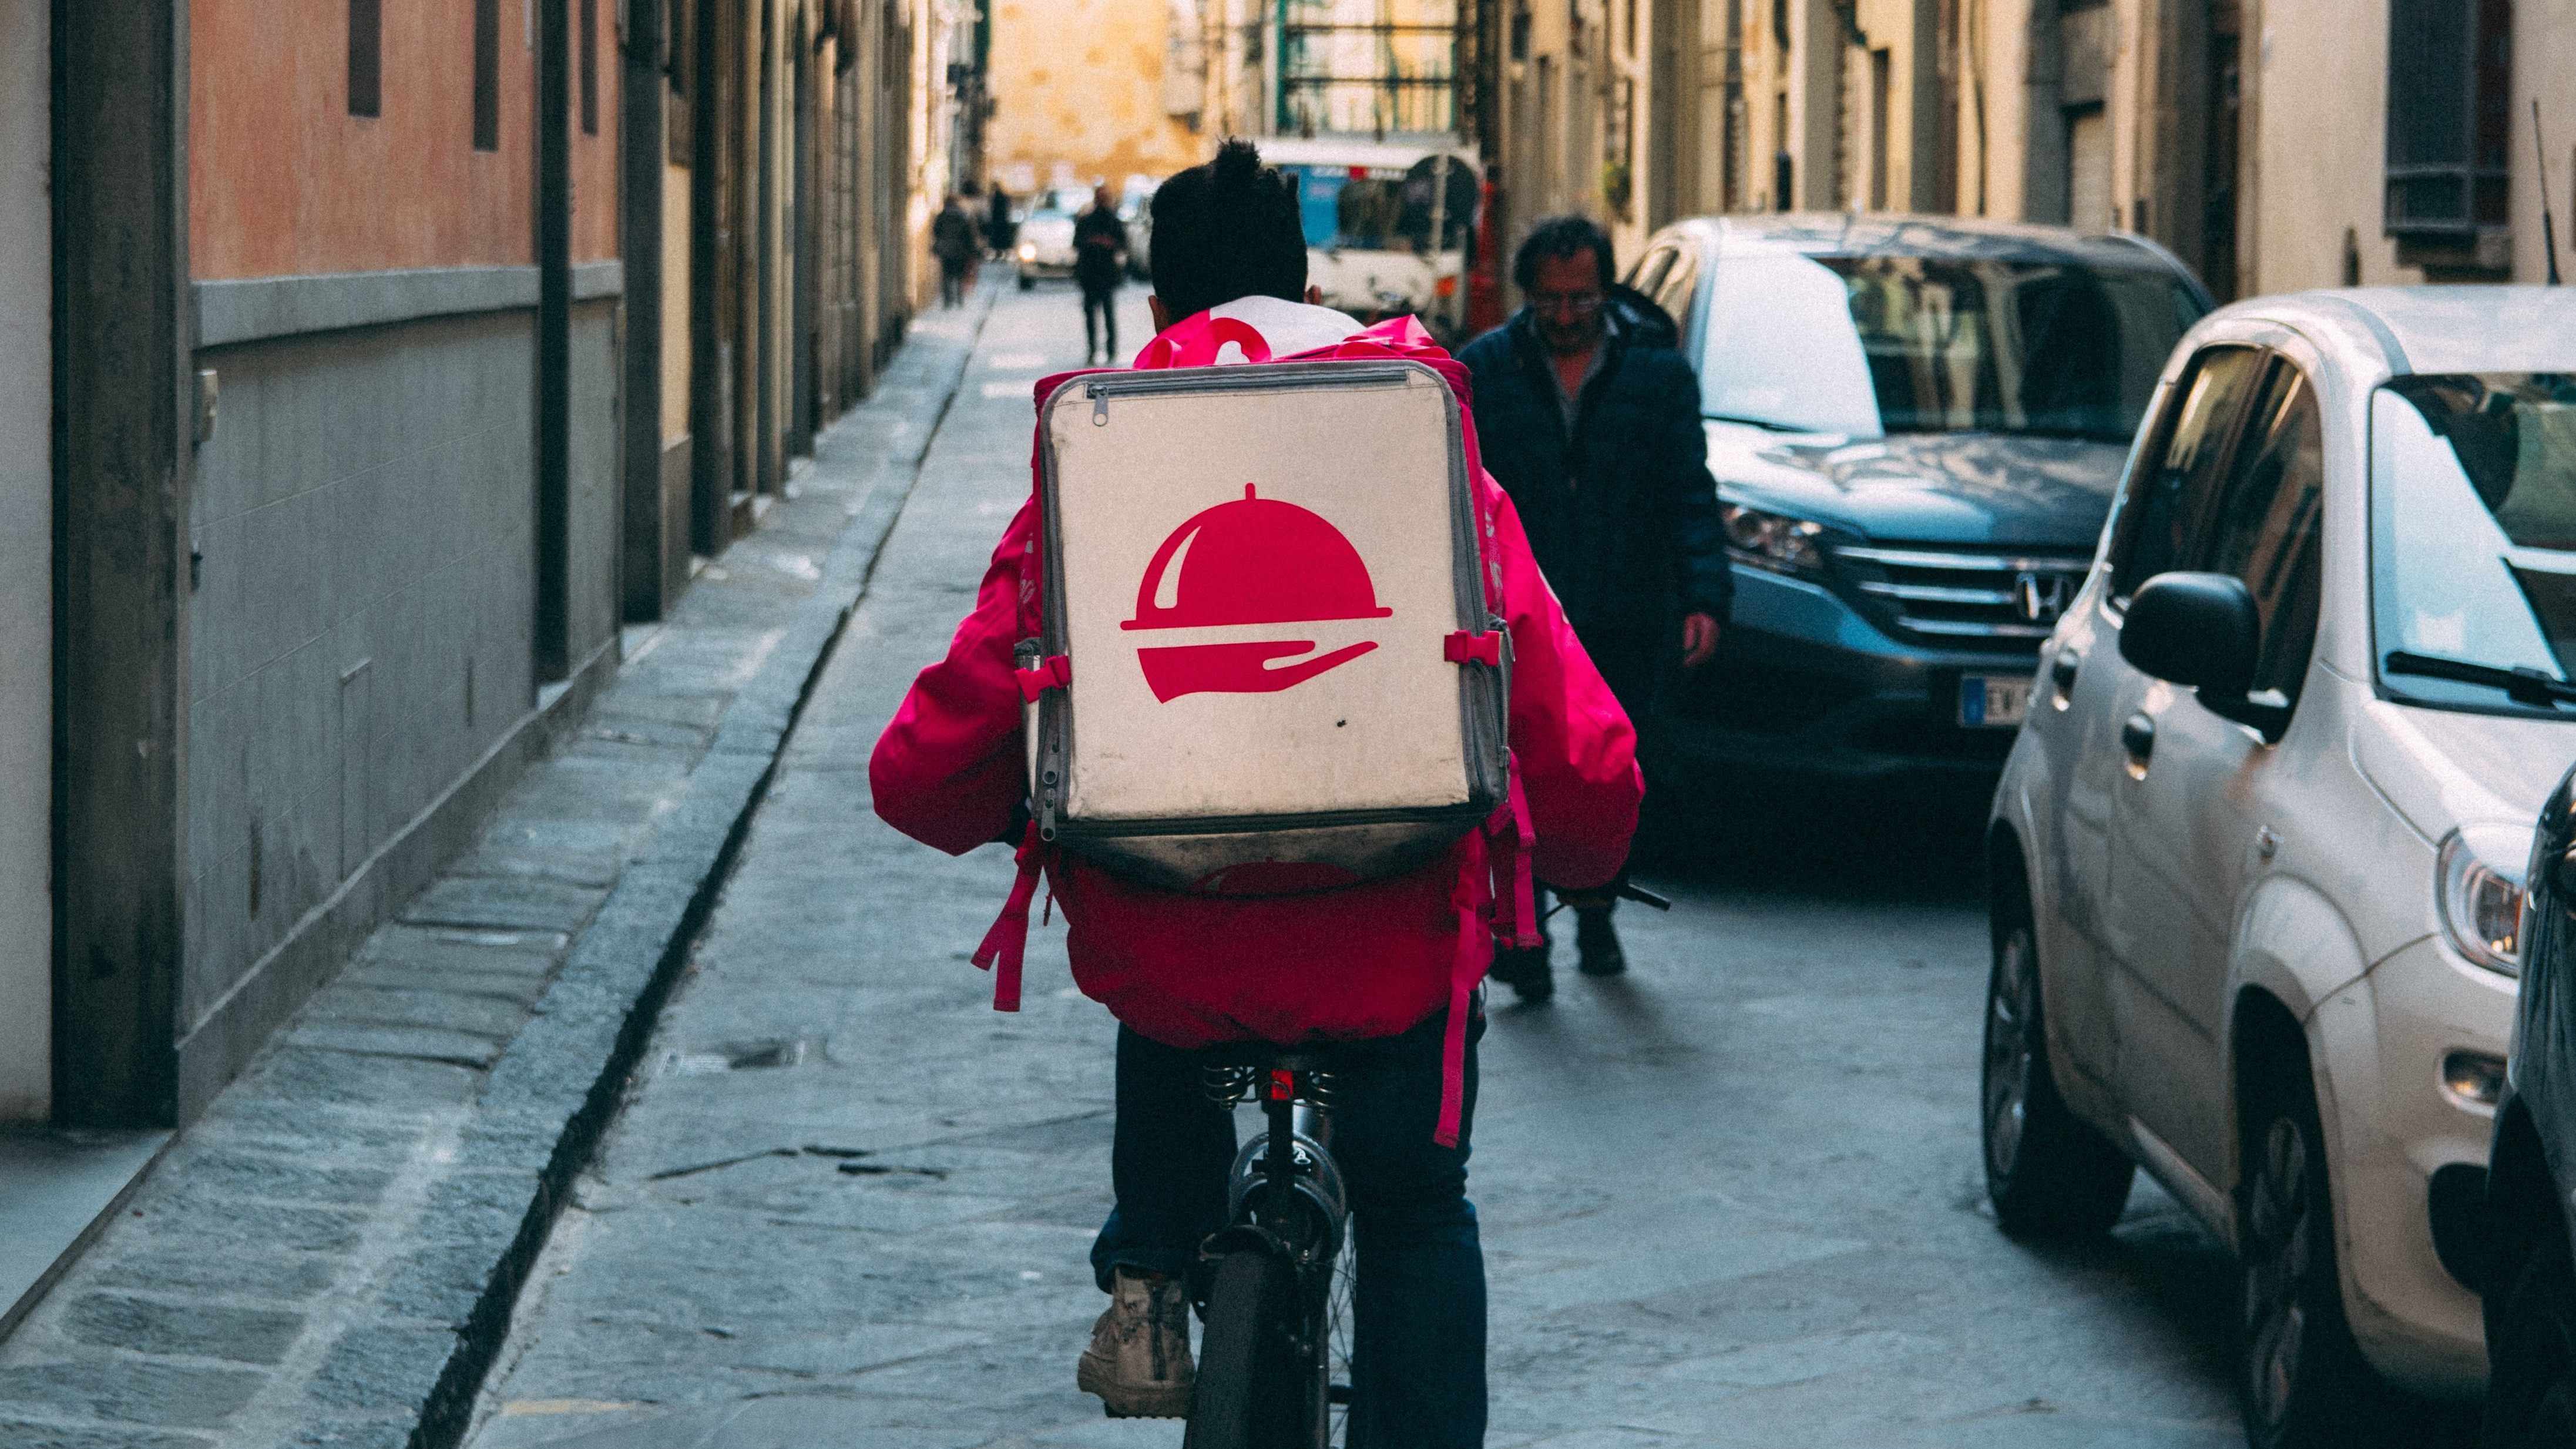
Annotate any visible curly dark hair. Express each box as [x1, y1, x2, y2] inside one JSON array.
[[1148, 139, 1310, 323], [1511, 214, 1617, 293]]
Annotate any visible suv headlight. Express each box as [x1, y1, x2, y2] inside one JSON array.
[[1720, 502, 1827, 574], [2437, 824, 2530, 975]]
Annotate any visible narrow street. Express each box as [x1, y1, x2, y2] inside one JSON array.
[[455, 281, 2289, 1449]]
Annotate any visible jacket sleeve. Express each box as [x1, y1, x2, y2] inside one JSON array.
[[1657, 355, 1734, 622], [1489, 480, 1641, 891], [868, 500, 1038, 856]]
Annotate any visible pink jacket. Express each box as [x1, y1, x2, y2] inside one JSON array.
[[869, 305, 1641, 1140]]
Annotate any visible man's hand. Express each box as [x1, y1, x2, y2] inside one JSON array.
[[1681, 612, 1722, 669]]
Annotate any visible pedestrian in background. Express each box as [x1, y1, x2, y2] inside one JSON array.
[[932, 193, 978, 308], [985, 181, 1015, 260], [1074, 183, 1129, 364], [1457, 214, 1731, 999]]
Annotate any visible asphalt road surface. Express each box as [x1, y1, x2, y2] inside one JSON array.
[[455, 280, 2473, 1449]]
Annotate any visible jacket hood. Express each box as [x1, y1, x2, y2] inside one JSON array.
[[1706, 425, 2128, 548], [1154, 297, 1364, 364], [1603, 285, 1679, 349]]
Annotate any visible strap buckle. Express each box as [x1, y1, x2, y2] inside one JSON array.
[[1015, 653, 1073, 702]]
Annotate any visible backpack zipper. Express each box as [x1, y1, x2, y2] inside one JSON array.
[[1080, 362, 1423, 424]]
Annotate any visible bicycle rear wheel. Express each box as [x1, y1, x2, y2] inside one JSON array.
[[1185, 1249, 1323, 1449]]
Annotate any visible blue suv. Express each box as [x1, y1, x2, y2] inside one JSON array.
[[1619, 215, 2210, 786]]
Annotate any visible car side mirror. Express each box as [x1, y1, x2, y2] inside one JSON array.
[[2121, 572, 2292, 739]]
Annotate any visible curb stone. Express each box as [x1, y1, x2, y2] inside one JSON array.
[[410, 295, 995, 1448]]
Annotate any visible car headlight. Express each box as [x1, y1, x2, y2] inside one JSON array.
[[1016, 242, 1036, 261], [1719, 502, 1828, 574], [2437, 824, 2530, 975]]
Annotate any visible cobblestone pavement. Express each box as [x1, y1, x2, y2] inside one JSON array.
[[454, 281, 2468, 1449], [0, 291, 996, 1449]]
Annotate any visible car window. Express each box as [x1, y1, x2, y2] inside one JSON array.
[[1697, 253, 2202, 439], [2372, 374, 2576, 715], [2110, 346, 2269, 600], [1651, 244, 1700, 329], [2198, 360, 2326, 699]]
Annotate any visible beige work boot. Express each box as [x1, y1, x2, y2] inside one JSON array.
[[1076, 1267, 1194, 1417]]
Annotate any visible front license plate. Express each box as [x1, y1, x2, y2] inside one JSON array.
[[1959, 675, 2032, 729]]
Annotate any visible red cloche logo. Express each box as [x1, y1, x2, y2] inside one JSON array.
[[1121, 484, 1391, 702]]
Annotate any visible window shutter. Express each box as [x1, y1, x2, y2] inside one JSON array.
[[2384, 0, 2512, 239]]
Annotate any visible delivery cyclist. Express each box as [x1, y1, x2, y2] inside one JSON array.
[[868, 140, 1640, 1447]]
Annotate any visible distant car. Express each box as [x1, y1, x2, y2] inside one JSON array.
[[1620, 214, 2209, 791], [1984, 287, 2576, 1447], [1013, 186, 1087, 288]]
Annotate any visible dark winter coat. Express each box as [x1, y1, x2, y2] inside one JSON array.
[[931, 205, 978, 266], [1457, 287, 1732, 653], [1073, 207, 1128, 291]]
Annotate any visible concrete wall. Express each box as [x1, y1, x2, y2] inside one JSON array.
[[183, 308, 539, 1046], [986, 0, 1203, 193], [0, 0, 48, 1122], [567, 297, 621, 666]]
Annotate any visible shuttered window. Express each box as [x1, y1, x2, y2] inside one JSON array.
[[349, 0, 381, 116], [473, 0, 501, 151], [580, 0, 599, 136], [2384, 0, 2513, 238]]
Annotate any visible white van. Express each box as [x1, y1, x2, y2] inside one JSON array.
[[1254, 137, 1480, 341]]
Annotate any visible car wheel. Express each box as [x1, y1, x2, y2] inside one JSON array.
[[2238, 1073, 2377, 1448], [1981, 914, 2134, 1236], [2482, 1237, 2576, 1449]]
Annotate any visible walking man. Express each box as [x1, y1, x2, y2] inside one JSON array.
[[932, 193, 978, 308], [1074, 183, 1129, 364], [1457, 215, 1731, 998]]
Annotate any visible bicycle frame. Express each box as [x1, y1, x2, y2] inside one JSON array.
[[1194, 1049, 1352, 1446]]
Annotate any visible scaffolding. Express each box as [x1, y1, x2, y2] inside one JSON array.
[[1274, 0, 1461, 137]]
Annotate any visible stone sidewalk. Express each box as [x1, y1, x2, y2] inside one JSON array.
[[0, 287, 995, 1449]]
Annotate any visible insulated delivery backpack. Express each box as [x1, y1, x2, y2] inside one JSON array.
[[1014, 358, 1511, 895]]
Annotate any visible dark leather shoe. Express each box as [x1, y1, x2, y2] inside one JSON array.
[[1487, 944, 1554, 1002], [1574, 908, 1626, 977]]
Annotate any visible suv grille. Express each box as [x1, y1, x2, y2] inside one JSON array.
[[1831, 544, 2094, 648]]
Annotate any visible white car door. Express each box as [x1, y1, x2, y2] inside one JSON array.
[[2105, 349, 2329, 1183]]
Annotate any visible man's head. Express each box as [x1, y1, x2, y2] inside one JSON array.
[[1513, 215, 1616, 357], [1147, 139, 1309, 329], [1094, 184, 1116, 212]]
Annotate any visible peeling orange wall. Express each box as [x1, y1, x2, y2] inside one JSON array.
[[192, 0, 618, 279], [988, 0, 1205, 192]]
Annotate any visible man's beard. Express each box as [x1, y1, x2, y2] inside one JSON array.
[[1540, 316, 1603, 356]]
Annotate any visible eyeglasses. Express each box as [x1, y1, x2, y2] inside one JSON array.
[[1529, 290, 1604, 317]]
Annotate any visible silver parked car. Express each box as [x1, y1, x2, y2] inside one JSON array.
[[1984, 286, 2576, 1447]]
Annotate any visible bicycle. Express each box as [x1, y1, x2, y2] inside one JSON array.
[[1179, 883, 1670, 1448]]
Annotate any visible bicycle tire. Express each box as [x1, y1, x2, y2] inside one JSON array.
[[1185, 1250, 1314, 1449]]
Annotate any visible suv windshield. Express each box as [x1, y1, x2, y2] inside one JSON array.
[[2373, 373, 2576, 714], [1697, 253, 2202, 440]]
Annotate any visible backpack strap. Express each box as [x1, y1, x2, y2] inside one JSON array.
[[1435, 840, 1493, 1150], [971, 821, 1048, 1012], [1482, 757, 1541, 951]]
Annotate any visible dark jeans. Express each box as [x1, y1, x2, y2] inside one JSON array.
[[939, 257, 969, 306], [1090, 1009, 1488, 1449], [1082, 283, 1119, 359]]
